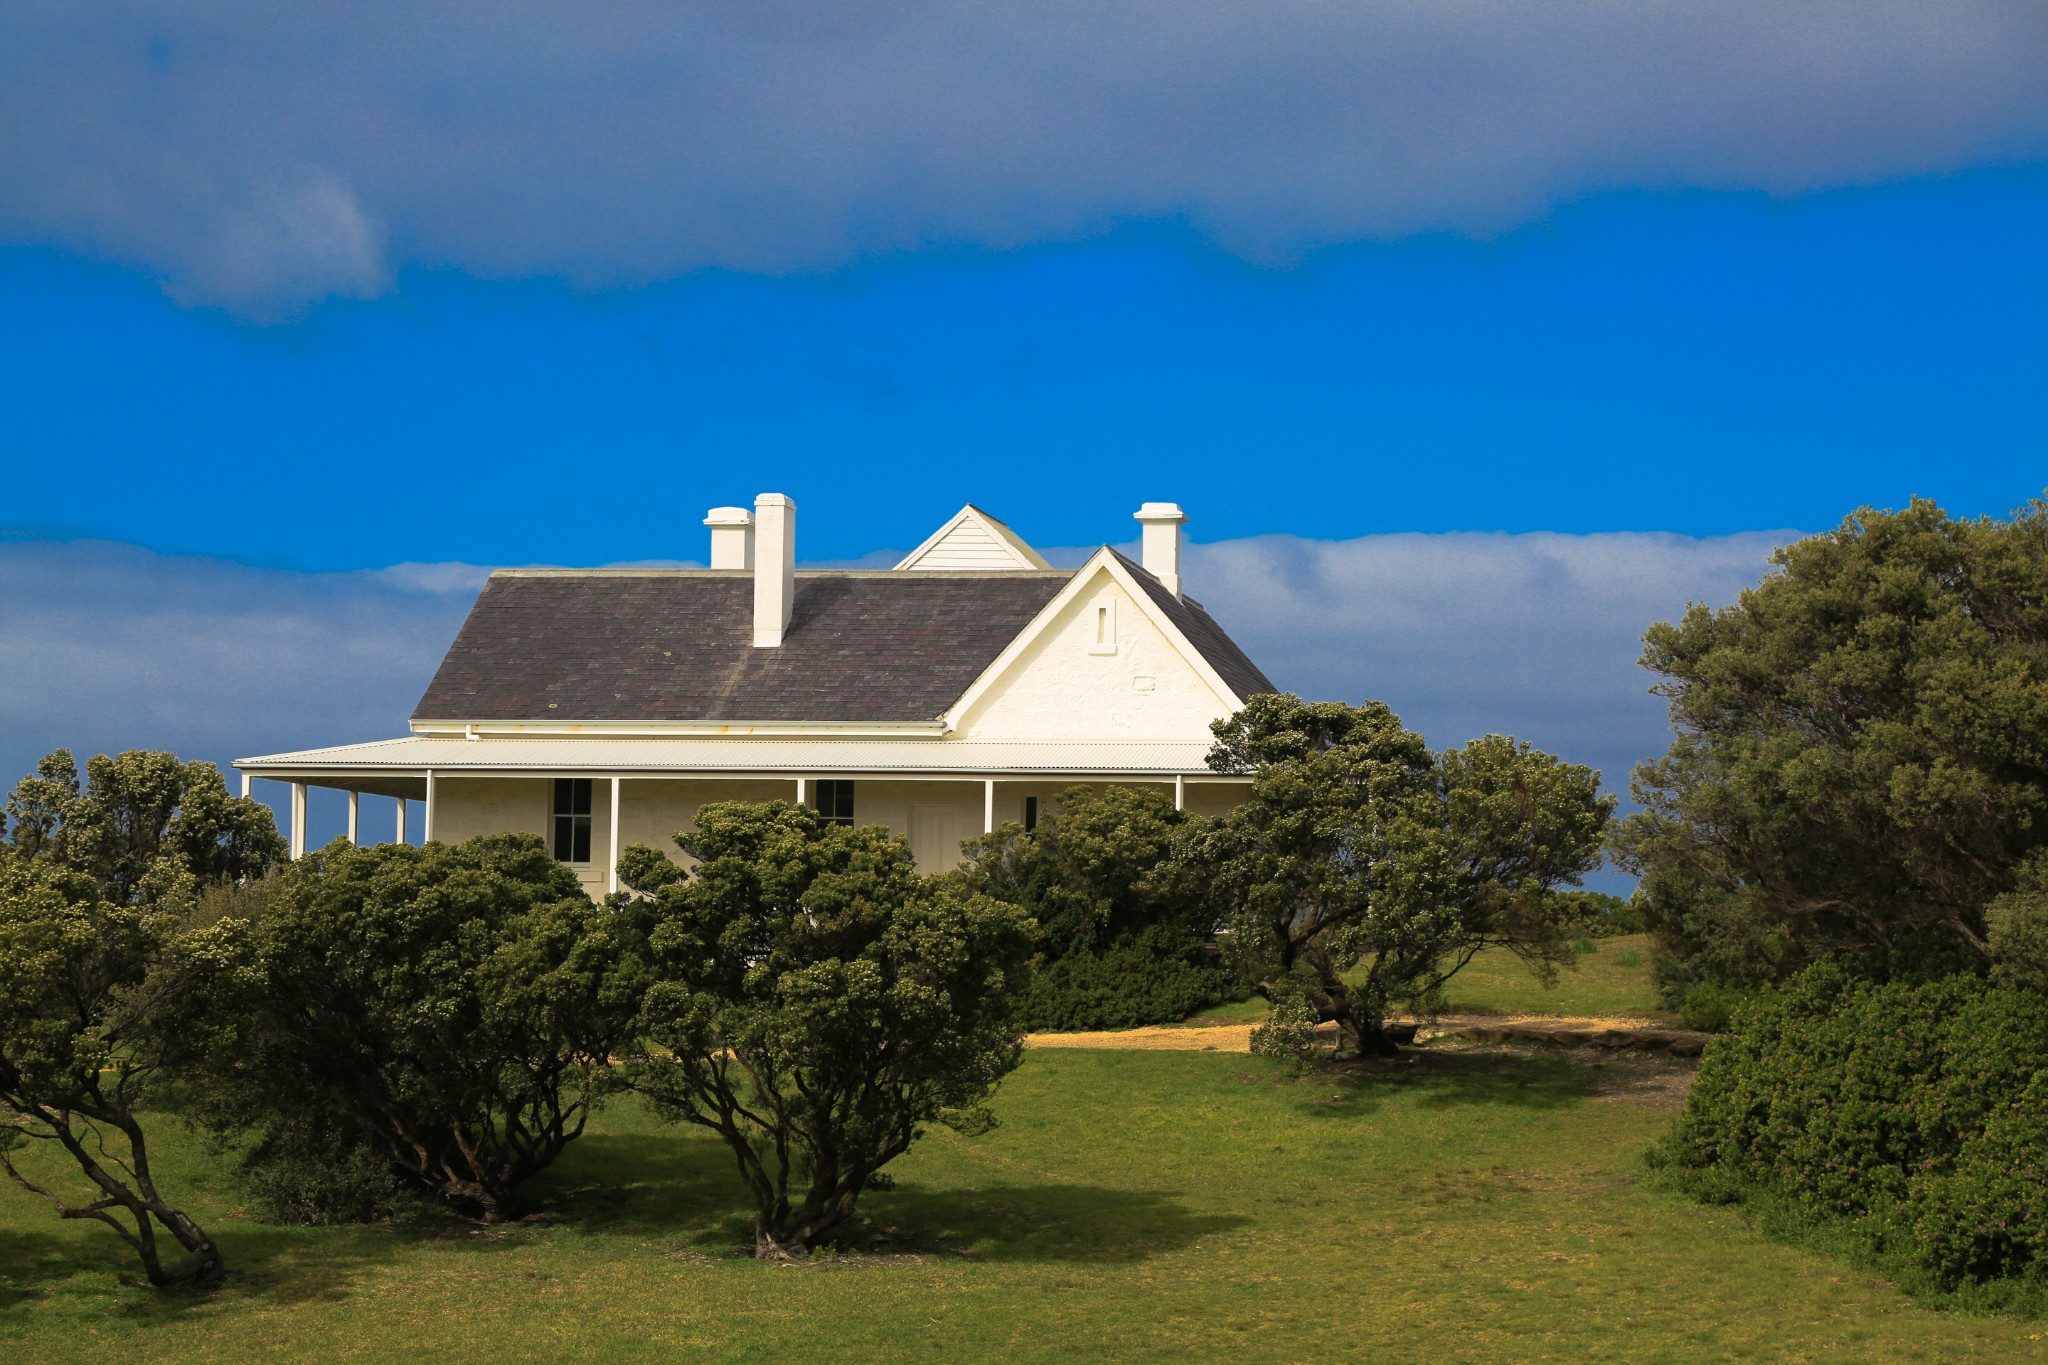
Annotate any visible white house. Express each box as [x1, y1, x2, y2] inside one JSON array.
[[235, 497, 1277, 894]]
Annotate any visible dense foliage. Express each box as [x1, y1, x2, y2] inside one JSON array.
[[5, 748, 285, 900], [0, 747, 281, 1288], [955, 785, 1234, 1029], [182, 834, 646, 1223], [622, 802, 1036, 1258], [1659, 962, 2048, 1297], [1614, 499, 2048, 1003], [0, 854, 239, 1287], [1195, 694, 1611, 1054]]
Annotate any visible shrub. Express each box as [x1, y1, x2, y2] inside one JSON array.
[[1248, 986, 1321, 1067], [1557, 890, 1642, 937], [1988, 869, 2048, 993], [183, 834, 646, 1224], [624, 802, 1037, 1258], [1678, 980, 1743, 1032], [1658, 962, 2048, 1297], [957, 785, 1234, 1030], [236, 1122, 414, 1226], [1017, 923, 1236, 1032]]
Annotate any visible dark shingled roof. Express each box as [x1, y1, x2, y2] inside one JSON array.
[[413, 571, 1069, 723], [412, 556, 1278, 725], [1111, 550, 1279, 702]]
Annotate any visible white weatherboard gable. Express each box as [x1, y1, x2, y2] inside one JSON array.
[[894, 505, 1053, 571], [947, 549, 1242, 741]]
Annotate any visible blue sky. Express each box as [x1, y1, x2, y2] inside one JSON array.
[[3, 2, 2046, 868], [8, 168, 2045, 568]]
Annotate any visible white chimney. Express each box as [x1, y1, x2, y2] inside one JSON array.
[[704, 506, 754, 569], [752, 493, 796, 647], [1134, 502, 1186, 599]]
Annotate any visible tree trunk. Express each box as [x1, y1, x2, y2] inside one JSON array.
[[752, 1215, 811, 1261], [1348, 1022, 1403, 1057], [142, 1208, 227, 1289]]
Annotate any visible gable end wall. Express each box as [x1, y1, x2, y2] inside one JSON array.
[[953, 570, 1235, 741]]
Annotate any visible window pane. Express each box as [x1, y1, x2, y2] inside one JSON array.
[[572, 817, 591, 863], [553, 814, 573, 861], [553, 778, 573, 815]]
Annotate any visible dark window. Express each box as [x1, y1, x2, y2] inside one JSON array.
[[1024, 796, 1039, 832], [552, 778, 593, 862], [815, 779, 855, 828]]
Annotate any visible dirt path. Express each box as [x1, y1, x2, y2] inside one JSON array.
[[1027, 1011, 1696, 1054]]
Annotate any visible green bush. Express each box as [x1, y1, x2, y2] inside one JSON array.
[[236, 1122, 414, 1226], [1988, 874, 2048, 993], [1679, 980, 1743, 1032], [1558, 890, 1642, 937], [1657, 962, 2048, 1299], [1017, 924, 1237, 1032], [957, 786, 1233, 1030]]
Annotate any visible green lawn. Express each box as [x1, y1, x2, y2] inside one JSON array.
[[3, 1045, 2040, 1362], [1186, 933, 1668, 1027], [1442, 933, 1668, 1019]]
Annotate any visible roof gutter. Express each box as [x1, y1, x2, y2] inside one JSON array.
[[410, 719, 954, 738]]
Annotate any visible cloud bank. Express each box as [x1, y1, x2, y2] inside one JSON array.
[[3, 2, 2044, 314], [0, 531, 1789, 857]]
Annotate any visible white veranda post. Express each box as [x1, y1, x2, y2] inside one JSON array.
[[984, 779, 995, 834], [289, 782, 307, 859], [346, 790, 359, 845], [396, 797, 409, 845], [423, 770, 437, 843], [608, 776, 623, 895], [1175, 774, 1185, 812]]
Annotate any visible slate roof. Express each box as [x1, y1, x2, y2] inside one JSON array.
[[1111, 550, 1280, 702], [412, 557, 1278, 725], [413, 570, 1069, 723]]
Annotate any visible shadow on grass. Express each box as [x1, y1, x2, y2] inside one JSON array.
[[855, 1182, 1244, 1262], [0, 1212, 418, 1321], [529, 1133, 1241, 1264], [1263, 1043, 1611, 1120]]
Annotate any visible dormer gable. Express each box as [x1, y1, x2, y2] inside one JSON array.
[[894, 505, 1053, 571]]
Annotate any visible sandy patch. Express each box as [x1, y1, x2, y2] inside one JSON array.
[[1026, 1012, 1683, 1053]]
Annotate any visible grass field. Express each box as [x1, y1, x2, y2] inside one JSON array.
[[1186, 933, 1669, 1027], [1442, 933, 1668, 1019], [4, 1042, 2042, 1362]]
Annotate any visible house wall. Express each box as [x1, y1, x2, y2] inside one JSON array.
[[424, 773, 1244, 891], [953, 568, 1236, 742]]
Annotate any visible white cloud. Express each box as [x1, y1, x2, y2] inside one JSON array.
[[1186, 530, 1794, 795], [1, 2, 2043, 314]]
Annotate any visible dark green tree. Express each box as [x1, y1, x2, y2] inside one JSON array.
[[622, 802, 1037, 1259], [0, 854, 235, 1287], [1612, 498, 2048, 998], [1193, 695, 1611, 1055], [184, 834, 645, 1223], [0, 747, 284, 1288], [955, 784, 1232, 1029], [4, 749, 285, 902]]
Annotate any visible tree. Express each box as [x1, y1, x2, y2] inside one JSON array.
[[621, 802, 1037, 1259], [4, 748, 285, 901], [0, 747, 284, 1289], [0, 854, 235, 1287], [1612, 498, 2048, 997], [185, 834, 645, 1223], [954, 784, 1233, 1029], [1191, 695, 1611, 1055]]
